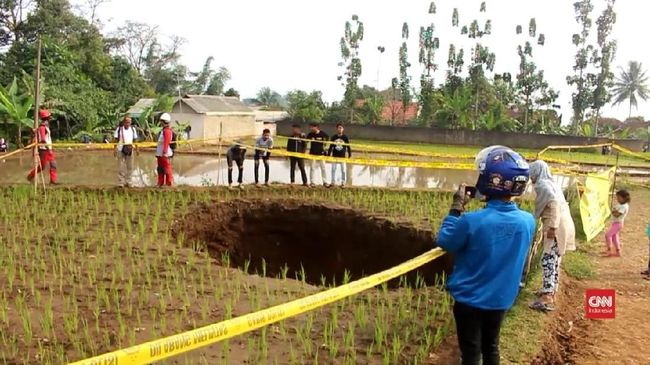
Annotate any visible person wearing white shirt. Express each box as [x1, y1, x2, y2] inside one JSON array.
[[114, 116, 138, 187]]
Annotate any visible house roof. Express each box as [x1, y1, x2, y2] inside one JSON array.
[[126, 98, 156, 115], [175, 95, 253, 114], [356, 99, 419, 124]]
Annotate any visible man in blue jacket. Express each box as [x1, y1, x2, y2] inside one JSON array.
[[437, 146, 536, 365]]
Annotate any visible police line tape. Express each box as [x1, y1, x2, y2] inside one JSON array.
[[0, 143, 36, 160], [41, 136, 574, 165], [68, 248, 445, 365]]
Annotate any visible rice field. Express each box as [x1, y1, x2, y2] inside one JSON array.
[[0, 186, 535, 364]]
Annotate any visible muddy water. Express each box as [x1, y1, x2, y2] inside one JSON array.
[[0, 151, 573, 192]]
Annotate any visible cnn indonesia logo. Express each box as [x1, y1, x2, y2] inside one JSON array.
[[585, 289, 615, 319]]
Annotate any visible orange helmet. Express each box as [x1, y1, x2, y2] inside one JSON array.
[[38, 109, 51, 120]]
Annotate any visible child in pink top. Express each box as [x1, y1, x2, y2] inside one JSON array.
[[605, 190, 630, 257]]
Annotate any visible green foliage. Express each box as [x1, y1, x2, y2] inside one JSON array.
[[567, 0, 596, 128], [515, 19, 556, 131], [256, 87, 283, 109], [286, 90, 326, 122], [592, 0, 617, 135], [0, 77, 34, 145], [358, 95, 384, 125], [224, 88, 239, 98], [339, 15, 364, 120]]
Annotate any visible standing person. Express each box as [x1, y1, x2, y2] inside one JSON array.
[[254, 129, 273, 186], [437, 146, 535, 365], [226, 142, 246, 189], [0, 138, 7, 152], [328, 123, 352, 187], [114, 116, 138, 187], [27, 109, 58, 185], [306, 122, 328, 187], [155, 113, 174, 187], [286, 124, 308, 186], [604, 189, 631, 257], [528, 160, 576, 312]]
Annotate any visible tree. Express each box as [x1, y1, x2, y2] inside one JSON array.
[[359, 94, 384, 125], [286, 90, 326, 122], [0, 77, 33, 145], [463, 1, 496, 128], [398, 22, 411, 124], [224, 88, 239, 98], [338, 14, 364, 121], [0, 0, 33, 48], [418, 2, 440, 126], [612, 61, 649, 118], [591, 0, 617, 135], [0, 0, 149, 139], [567, 0, 595, 130], [111, 21, 159, 73], [75, 0, 109, 26], [515, 18, 556, 131], [206, 67, 230, 95], [256, 87, 282, 108]]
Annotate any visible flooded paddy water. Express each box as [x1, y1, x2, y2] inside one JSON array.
[[0, 150, 580, 193]]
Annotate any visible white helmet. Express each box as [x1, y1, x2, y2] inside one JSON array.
[[159, 113, 172, 123], [475, 145, 507, 170]]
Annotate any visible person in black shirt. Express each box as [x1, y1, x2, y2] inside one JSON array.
[[306, 122, 329, 187], [286, 124, 308, 186], [328, 123, 352, 187], [226, 143, 246, 188]]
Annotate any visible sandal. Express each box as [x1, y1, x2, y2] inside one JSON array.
[[530, 300, 555, 312], [641, 269, 650, 276]]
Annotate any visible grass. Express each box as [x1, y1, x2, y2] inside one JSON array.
[[268, 136, 650, 168]]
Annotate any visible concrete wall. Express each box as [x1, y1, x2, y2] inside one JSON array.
[[204, 115, 256, 142], [171, 113, 256, 143], [276, 121, 645, 151], [255, 121, 277, 136], [170, 113, 204, 141]]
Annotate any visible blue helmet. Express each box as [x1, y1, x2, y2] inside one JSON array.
[[475, 146, 530, 197]]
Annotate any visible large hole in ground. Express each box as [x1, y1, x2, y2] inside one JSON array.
[[175, 200, 452, 286]]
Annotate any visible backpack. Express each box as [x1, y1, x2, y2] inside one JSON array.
[[170, 131, 178, 151]]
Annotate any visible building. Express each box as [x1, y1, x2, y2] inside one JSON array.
[[170, 95, 256, 142], [126, 98, 156, 118]]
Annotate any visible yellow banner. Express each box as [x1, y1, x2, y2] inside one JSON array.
[[68, 248, 445, 365], [579, 167, 616, 241]]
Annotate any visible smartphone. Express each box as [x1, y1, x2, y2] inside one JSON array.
[[465, 186, 477, 199]]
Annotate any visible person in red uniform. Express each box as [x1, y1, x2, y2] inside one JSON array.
[[155, 113, 174, 186], [27, 109, 58, 184]]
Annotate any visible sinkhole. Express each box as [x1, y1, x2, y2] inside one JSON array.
[[174, 200, 452, 286]]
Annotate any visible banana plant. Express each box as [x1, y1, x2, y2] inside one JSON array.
[[0, 77, 35, 147]]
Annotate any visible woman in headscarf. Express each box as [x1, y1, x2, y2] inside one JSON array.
[[528, 160, 576, 312]]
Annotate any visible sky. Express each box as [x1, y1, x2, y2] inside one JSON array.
[[74, 0, 650, 122]]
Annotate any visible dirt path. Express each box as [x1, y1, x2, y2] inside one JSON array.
[[565, 189, 650, 364]]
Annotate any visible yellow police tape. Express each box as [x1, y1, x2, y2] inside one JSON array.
[[68, 248, 445, 365], [0, 143, 36, 160]]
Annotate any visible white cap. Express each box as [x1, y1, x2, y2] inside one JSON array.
[[160, 113, 172, 123]]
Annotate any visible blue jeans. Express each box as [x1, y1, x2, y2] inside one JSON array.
[[330, 162, 346, 186]]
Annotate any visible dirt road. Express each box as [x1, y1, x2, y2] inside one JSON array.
[[563, 189, 650, 364]]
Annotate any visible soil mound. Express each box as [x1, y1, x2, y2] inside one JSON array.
[[175, 199, 452, 286]]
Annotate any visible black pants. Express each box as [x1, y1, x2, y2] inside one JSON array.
[[289, 157, 307, 184], [227, 155, 244, 184], [453, 301, 506, 365], [254, 152, 270, 184]]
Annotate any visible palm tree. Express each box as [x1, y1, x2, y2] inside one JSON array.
[[612, 61, 650, 118]]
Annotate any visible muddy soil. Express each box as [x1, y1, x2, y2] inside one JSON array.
[[174, 199, 453, 286]]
